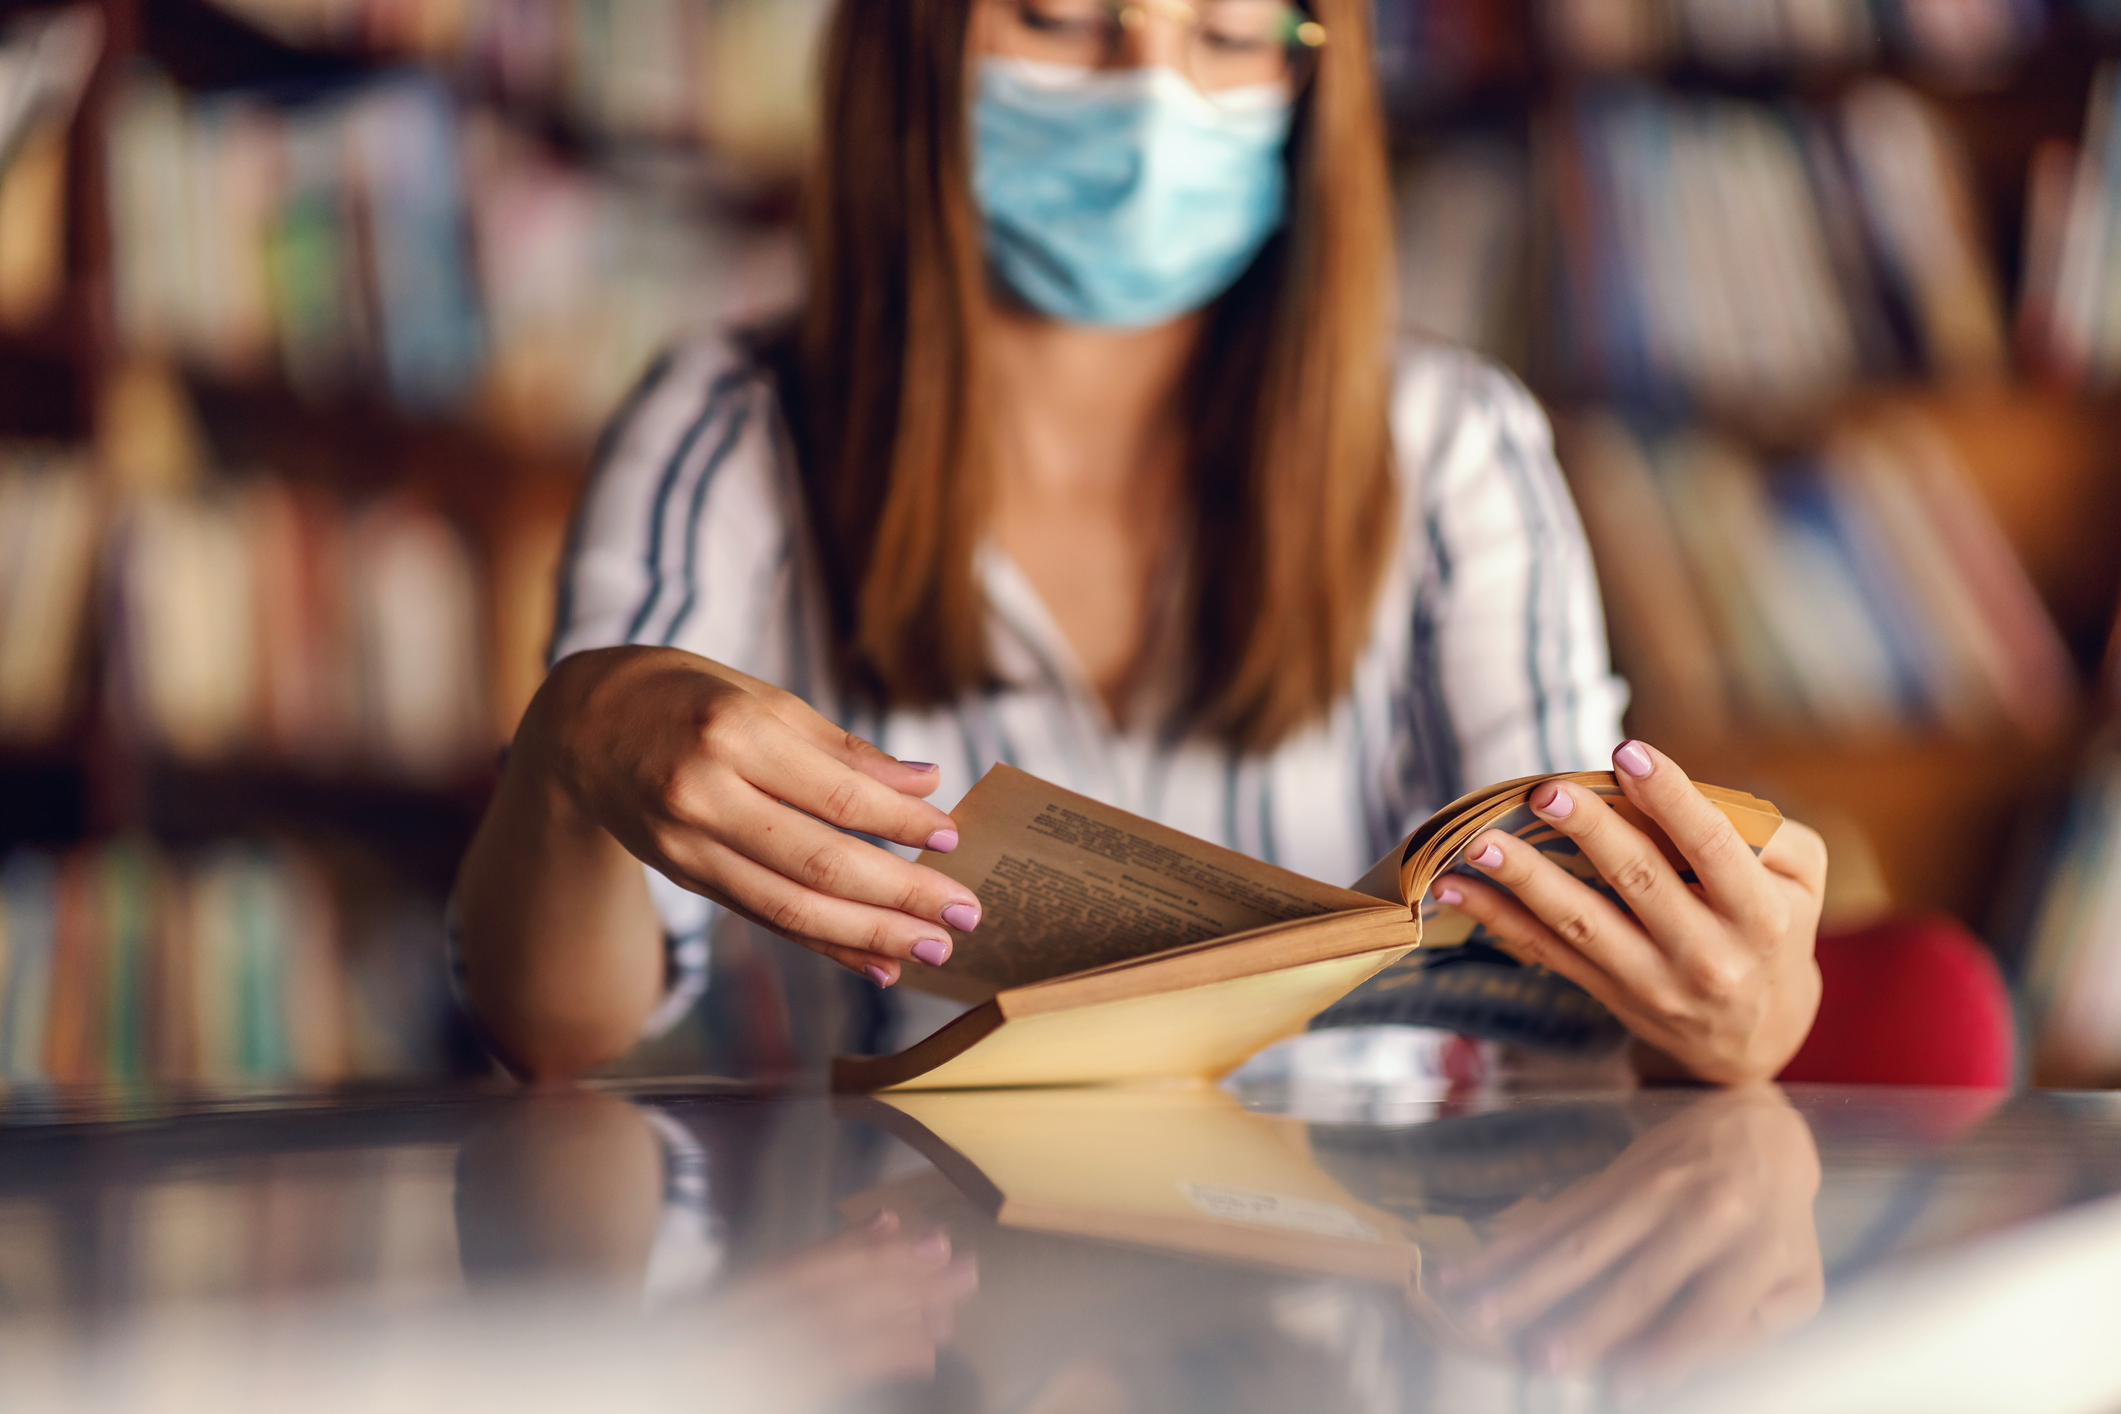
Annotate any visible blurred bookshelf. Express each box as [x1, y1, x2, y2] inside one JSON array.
[[0, 0, 814, 1086], [5, 0, 2121, 1085]]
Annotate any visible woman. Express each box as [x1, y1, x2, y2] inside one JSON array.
[[453, 0, 1827, 1083]]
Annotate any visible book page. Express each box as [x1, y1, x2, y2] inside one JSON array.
[[910, 765, 1386, 999]]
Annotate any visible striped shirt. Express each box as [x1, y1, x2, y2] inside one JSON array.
[[549, 333, 1629, 1045]]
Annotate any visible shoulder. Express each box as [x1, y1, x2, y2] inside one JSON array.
[[1388, 341, 1558, 505], [592, 330, 784, 490], [1382, 342, 1595, 596], [575, 328, 794, 542], [549, 329, 798, 662]]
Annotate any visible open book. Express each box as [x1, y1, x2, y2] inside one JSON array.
[[829, 765, 1783, 1092]]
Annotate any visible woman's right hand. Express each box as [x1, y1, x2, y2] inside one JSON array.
[[520, 645, 981, 987]]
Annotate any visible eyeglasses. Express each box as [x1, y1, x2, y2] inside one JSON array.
[[977, 0, 1326, 99]]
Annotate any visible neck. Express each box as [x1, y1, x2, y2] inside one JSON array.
[[984, 305, 1204, 499]]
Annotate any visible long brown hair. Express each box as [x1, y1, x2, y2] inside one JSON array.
[[773, 0, 1398, 752]]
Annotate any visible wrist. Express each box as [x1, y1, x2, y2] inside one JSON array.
[[506, 658, 612, 846]]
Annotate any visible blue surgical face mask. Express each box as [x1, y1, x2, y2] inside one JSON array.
[[971, 58, 1294, 329]]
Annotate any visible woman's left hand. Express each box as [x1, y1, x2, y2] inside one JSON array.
[[1436, 739, 1828, 1084]]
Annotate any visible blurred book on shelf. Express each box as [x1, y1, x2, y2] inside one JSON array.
[[1561, 405, 2077, 742], [110, 480, 490, 782], [1373, 0, 1532, 117], [0, 447, 100, 744], [2016, 62, 2121, 390], [1546, 77, 2005, 415], [0, 837, 466, 1086], [2017, 737, 2121, 1086], [1546, 0, 1876, 72], [1539, 0, 2043, 81], [0, 6, 101, 332], [0, 6, 101, 172], [1394, 139, 1531, 364], [202, 0, 828, 167], [0, 433, 505, 786], [107, 70, 484, 412], [104, 66, 798, 447], [461, 110, 798, 449]]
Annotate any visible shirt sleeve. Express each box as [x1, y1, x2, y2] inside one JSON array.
[[545, 336, 795, 1039], [1396, 351, 1630, 803]]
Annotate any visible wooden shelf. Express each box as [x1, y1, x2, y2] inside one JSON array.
[[0, 338, 90, 440], [0, 751, 92, 850], [182, 371, 586, 514], [0, 746, 494, 895], [133, 0, 364, 92], [135, 758, 492, 894]]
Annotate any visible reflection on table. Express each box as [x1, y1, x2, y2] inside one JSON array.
[[0, 1078, 2116, 1412]]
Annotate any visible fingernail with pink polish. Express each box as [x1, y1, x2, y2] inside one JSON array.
[[864, 964, 893, 988], [926, 828, 960, 853], [912, 938, 952, 967], [1532, 783, 1573, 820], [942, 902, 980, 932], [1615, 740, 1653, 779], [1433, 885, 1464, 906], [1471, 842, 1504, 869], [901, 761, 938, 772]]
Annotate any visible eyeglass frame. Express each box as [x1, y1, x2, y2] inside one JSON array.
[[976, 0, 1329, 92]]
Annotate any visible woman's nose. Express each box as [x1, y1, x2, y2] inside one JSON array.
[[1108, 2, 1194, 72]]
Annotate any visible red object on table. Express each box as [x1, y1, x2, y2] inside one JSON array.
[[1778, 914, 2016, 1089]]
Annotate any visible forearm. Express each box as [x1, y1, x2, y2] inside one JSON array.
[[454, 732, 667, 1081], [453, 643, 977, 1076]]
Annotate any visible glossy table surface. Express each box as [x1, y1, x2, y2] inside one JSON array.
[[2, 1077, 2119, 1413]]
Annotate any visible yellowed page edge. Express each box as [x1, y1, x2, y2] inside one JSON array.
[[853, 943, 1409, 1092]]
